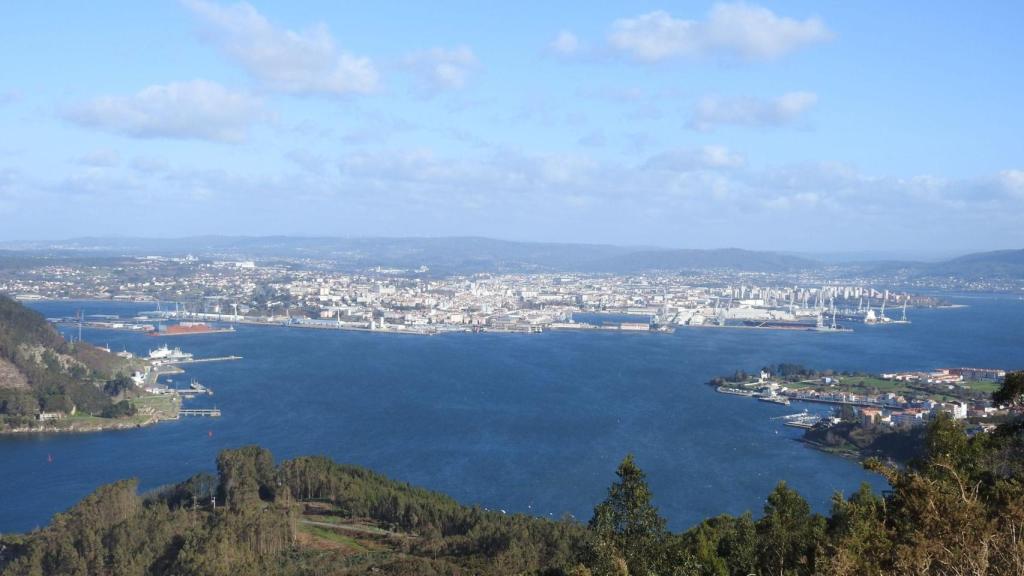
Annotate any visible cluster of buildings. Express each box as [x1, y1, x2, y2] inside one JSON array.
[[1, 256, 945, 335], [881, 367, 1007, 384], [742, 368, 1009, 429], [720, 362, 1007, 430], [169, 274, 933, 335]]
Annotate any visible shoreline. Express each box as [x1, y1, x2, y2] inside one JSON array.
[[0, 409, 177, 435], [0, 392, 183, 436]]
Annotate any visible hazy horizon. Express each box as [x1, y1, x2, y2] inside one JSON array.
[[1, 233, 1008, 263], [2, 2, 1022, 251]]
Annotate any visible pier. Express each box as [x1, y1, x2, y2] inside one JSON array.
[[178, 408, 221, 417], [164, 355, 242, 365]]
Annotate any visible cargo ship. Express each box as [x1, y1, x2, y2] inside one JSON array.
[[148, 322, 236, 336]]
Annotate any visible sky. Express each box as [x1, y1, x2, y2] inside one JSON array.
[[1, 1, 1022, 253]]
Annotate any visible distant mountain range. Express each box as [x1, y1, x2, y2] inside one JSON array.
[[1, 236, 1021, 280], [925, 249, 1024, 279]]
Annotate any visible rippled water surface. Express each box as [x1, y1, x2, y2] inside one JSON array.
[[1, 295, 1021, 532]]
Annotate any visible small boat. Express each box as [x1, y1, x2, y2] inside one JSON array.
[[717, 386, 757, 397], [189, 379, 212, 395]]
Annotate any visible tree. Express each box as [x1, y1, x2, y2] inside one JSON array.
[[0, 390, 39, 416], [838, 403, 857, 423], [103, 375, 135, 398], [993, 371, 1024, 408], [719, 513, 757, 576], [100, 400, 137, 419], [822, 483, 891, 574], [756, 481, 824, 576], [589, 454, 667, 576], [217, 446, 277, 511]]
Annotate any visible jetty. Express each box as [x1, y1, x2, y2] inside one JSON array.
[[178, 408, 221, 417], [163, 355, 242, 365]]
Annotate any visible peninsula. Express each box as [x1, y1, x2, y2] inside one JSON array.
[[709, 363, 1016, 462], [0, 295, 182, 433]]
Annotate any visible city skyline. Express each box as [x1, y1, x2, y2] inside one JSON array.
[[1, 1, 1022, 251]]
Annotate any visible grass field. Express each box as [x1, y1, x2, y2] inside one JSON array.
[[962, 380, 1002, 394], [42, 394, 179, 431], [301, 525, 370, 551], [131, 394, 179, 420], [780, 373, 997, 404], [785, 376, 904, 393]]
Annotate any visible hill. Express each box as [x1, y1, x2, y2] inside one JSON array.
[[4, 236, 1023, 280], [0, 295, 141, 431], [922, 248, 1024, 279], [4, 236, 820, 274], [580, 247, 818, 273]]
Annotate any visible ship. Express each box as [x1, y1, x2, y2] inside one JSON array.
[[782, 413, 823, 429], [740, 320, 818, 330], [757, 394, 791, 406], [716, 386, 758, 397], [148, 322, 236, 336], [147, 344, 193, 361]]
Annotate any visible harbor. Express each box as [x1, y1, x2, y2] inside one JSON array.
[[6, 294, 1020, 537], [38, 281, 925, 341], [138, 344, 238, 420]]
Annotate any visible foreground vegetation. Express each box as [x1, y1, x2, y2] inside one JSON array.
[[2, 373, 1023, 575]]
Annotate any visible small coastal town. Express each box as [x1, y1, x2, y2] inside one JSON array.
[[711, 365, 1012, 437]]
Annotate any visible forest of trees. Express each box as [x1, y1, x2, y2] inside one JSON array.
[[0, 295, 137, 429], [2, 372, 1023, 575]]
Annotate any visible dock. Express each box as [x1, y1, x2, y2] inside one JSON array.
[[164, 355, 242, 365], [178, 408, 221, 417]]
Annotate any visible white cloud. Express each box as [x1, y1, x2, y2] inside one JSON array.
[[131, 156, 171, 175], [550, 30, 582, 55], [643, 146, 745, 171], [403, 47, 478, 93], [0, 90, 21, 106], [578, 131, 607, 148], [999, 170, 1024, 199], [610, 3, 832, 62], [9, 142, 1024, 248], [285, 148, 327, 174], [65, 80, 264, 142], [182, 0, 378, 96], [76, 149, 120, 167], [0, 168, 16, 197], [689, 91, 817, 130]]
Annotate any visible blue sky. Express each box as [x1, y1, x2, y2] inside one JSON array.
[[1, 1, 1022, 253]]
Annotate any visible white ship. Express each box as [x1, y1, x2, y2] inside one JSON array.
[[148, 344, 193, 361]]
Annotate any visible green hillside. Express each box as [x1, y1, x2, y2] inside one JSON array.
[[0, 295, 141, 431]]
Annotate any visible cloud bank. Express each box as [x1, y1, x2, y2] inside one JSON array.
[[64, 80, 264, 142], [610, 3, 832, 62], [689, 92, 818, 130], [403, 46, 479, 93], [183, 0, 378, 96]]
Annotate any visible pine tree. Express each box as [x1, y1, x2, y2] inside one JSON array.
[[589, 454, 667, 576]]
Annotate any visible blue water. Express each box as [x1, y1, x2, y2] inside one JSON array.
[[1, 295, 1022, 533], [572, 312, 652, 325]]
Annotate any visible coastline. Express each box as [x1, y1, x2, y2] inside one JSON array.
[[1, 414, 165, 435], [0, 393, 182, 435], [796, 437, 862, 460]]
